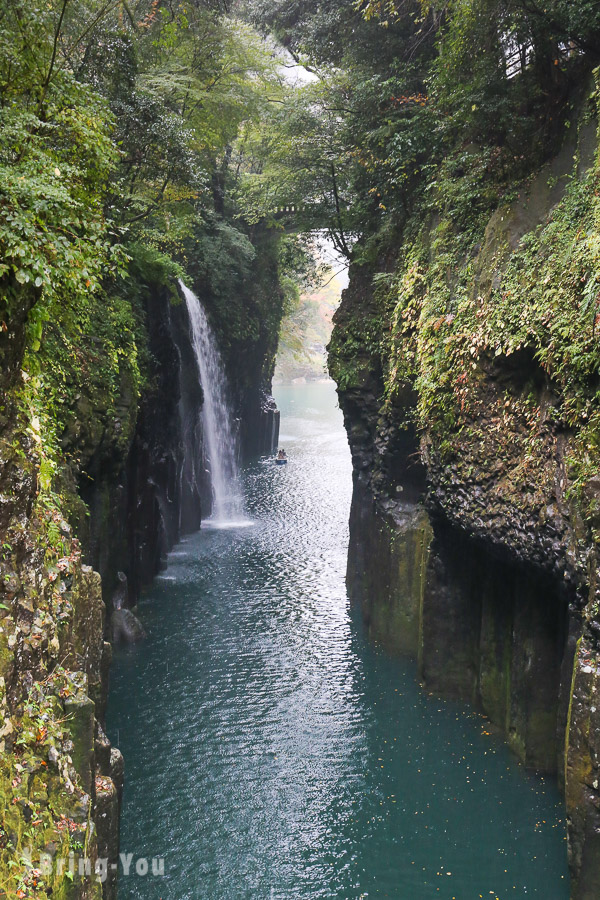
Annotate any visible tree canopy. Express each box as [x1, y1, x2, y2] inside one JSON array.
[[2, 0, 600, 364], [238, 0, 600, 258], [0, 0, 305, 367]]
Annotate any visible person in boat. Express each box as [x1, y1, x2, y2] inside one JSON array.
[[277, 449, 287, 461]]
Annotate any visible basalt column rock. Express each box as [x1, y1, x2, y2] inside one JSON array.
[[565, 601, 600, 900], [126, 287, 190, 595], [240, 386, 281, 459], [171, 297, 206, 532], [110, 573, 146, 644], [347, 480, 573, 770], [260, 392, 280, 457], [347, 480, 432, 658]]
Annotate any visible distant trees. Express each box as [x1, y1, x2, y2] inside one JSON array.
[[238, 0, 600, 259]]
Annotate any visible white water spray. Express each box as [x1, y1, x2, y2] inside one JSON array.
[[179, 280, 247, 525]]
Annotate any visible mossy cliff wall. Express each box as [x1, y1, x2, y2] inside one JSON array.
[[0, 366, 119, 898], [0, 235, 284, 897], [330, 86, 600, 899]]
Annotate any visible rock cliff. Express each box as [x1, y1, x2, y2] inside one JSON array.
[[0, 237, 283, 897], [330, 83, 600, 899]]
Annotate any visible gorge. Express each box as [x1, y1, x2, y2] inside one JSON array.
[[107, 381, 569, 899]]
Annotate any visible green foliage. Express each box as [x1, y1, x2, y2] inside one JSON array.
[[242, 0, 600, 263], [0, 2, 128, 362], [275, 272, 339, 381], [367, 76, 600, 517], [0, 0, 291, 367], [0, 86, 121, 345], [236, 76, 361, 256], [0, 3, 320, 895], [0, 0, 301, 484], [328, 275, 384, 392], [194, 219, 257, 301], [480, 176, 600, 407], [240, 0, 443, 248]]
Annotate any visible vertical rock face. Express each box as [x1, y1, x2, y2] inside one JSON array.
[[330, 111, 600, 892], [42, 285, 205, 895], [346, 473, 572, 772], [188, 226, 284, 463], [347, 481, 432, 658], [172, 298, 206, 532], [0, 420, 112, 897], [420, 529, 570, 772], [78, 285, 202, 607], [243, 390, 280, 459], [126, 291, 192, 589], [0, 248, 284, 896], [335, 302, 600, 894], [566, 645, 600, 899]]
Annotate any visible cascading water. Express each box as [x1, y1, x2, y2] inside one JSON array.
[[179, 280, 247, 525]]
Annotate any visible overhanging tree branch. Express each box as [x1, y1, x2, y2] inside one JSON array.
[[38, 0, 70, 116], [330, 163, 352, 259]]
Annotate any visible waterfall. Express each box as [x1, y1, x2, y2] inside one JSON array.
[[179, 280, 246, 525]]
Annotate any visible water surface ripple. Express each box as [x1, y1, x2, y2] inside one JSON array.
[[108, 381, 569, 899]]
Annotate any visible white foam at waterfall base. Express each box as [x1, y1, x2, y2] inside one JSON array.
[[179, 280, 252, 527], [202, 518, 254, 530]]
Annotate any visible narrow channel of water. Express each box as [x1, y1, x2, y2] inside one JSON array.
[[107, 381, 569, 899]]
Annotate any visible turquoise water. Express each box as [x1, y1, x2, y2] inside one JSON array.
[[107, 381, 569, 899]]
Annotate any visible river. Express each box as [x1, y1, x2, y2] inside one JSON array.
[[107, 380, 569, 899]]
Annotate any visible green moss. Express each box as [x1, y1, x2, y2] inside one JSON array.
[[0, 399, 109, 898], [332, 76, 600, 550], [63, 693, 95, 796], [366, 511, 432, 657], [327, 273, 385, 393], [525, 709, 562, 771], [479, 612, 512, 733]]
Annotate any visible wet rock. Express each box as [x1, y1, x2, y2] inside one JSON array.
[[347, 482, 432, 658], [111, 572, 128, 610], [109, 746, 124, 802], [95, 775, 119, 900], [566, 644, 600, 899], [64, 690, 95, 795], [111, 607, 146, 644], [330, 214, 598, 887], [48, 746, 59, 768], [95, 721, 112, 775]]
